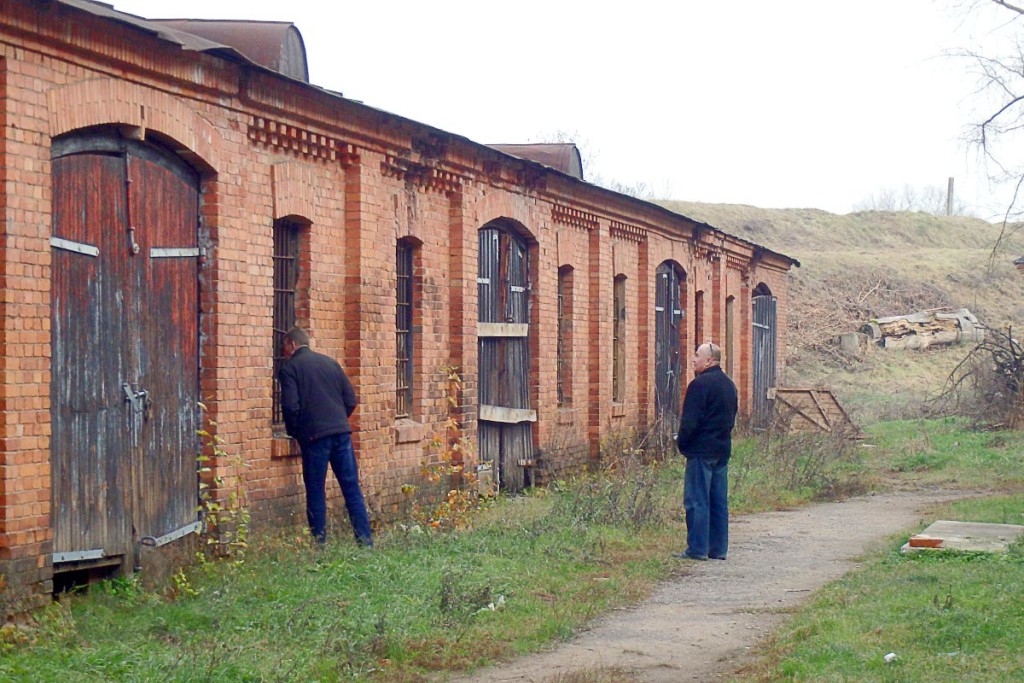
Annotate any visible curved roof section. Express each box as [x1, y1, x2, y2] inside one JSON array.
[[64, 1, 310, 84], [146, 20, 309, 83], [488, 144, 584, 181]]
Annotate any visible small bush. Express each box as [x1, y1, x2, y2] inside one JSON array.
[[549, 427, 674, 530], [731, 428, 864, 509]]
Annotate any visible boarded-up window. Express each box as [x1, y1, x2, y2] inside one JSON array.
[[272, 219, 300, 426], [726, 295, 735, 376], [655, 262, 686, 425], [396, 240, 415, 418], [613, 274, 627, 402], [557, 266, 573, 405]]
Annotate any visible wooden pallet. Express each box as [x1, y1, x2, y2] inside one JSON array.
[[767, 387, 860, 436]]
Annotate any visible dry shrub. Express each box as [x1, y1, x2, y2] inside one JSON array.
[[788, 264, 956, 364], [550, 426, 673, 529], [732, 425, 864, 505], [931, 327, 1024, 429]]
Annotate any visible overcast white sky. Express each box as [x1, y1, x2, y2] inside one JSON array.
[[108, 0, 1020, 218]]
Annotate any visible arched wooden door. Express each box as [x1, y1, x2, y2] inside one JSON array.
[[50, 132, 200, 575], [654, 262, 686, 428], [752, 285, 778, 427], [477, 225, 535, 492]]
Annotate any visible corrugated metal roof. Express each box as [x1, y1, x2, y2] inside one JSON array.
[[60, 1, 309, 82], [146, 20, 308, 82], [488, 144, 584, 180], [64, 1, 243, 55]]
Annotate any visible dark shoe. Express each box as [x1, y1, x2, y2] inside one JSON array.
[[709, 555, 727, 560], [672, 551, 708, 561]]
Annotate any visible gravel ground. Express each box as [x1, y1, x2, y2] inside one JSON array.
[[444, 488, 968, 682]]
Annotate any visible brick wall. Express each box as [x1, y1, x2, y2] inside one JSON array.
[[0, 0, 795, 614]]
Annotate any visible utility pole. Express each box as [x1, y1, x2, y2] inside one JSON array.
[[947, 177, 954, 216]]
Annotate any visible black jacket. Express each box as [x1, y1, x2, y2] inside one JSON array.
[[278, 346, 358, 445], [676, 365, 738, 459]]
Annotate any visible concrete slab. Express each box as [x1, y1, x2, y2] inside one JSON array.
[[901, 520, 1024, 554]]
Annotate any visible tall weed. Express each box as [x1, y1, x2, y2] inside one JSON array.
[[731, 428, 865, 509]]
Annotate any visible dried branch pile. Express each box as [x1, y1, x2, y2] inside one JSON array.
[[933, 327, 1024, 429], [788, 265, 955, 362]]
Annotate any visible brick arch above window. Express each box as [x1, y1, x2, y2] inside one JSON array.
[[47, 77, 220, 173], [272, 162, 319, 222], [479, 216, 536, 245]]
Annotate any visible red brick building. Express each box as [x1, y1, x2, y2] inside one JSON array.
[[0, 0, 796, 613]]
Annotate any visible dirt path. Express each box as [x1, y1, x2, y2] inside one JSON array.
[[445, 488, 968, 683]]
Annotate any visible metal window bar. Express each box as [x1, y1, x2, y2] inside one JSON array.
[[695, 290, 705, 350], [272, 222, 300, 426], [613, 276, 626, 402], [557, 268, 572, 405], [396, 243, 414, 418], [726, 297, 735, 376]]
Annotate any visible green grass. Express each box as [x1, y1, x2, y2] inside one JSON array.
[[5, 420, 1024, 682], [0, 464, 686, 683], [865, 417, 1024, 489], [735, 495, 1024, 683]]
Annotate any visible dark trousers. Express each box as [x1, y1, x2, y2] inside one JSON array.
[[683, 456, 729, 559], [300, 433, 373, 546]]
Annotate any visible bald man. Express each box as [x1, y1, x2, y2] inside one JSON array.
[[675, 342, 738, 561]]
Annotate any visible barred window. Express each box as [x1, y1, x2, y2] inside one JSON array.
[[557, 266, 574, 405], [694, 289, 705, 351], [272, 219, 301, 426], [612, 274, 627, 403], [726, 295, 735, 376], [396, 240, 414, 418]]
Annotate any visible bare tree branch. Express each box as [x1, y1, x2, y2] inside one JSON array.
[[992, 0, 1024, 16]]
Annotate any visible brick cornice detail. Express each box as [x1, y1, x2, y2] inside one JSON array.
[[248, 117, 358, 166], [610, 220, 646, 243], [381, 155, 465, 194], [726, 254, 750, 271], [553, 205, 599, 231]]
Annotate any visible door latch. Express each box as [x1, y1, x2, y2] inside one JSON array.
[[122, 383, 151, 419]]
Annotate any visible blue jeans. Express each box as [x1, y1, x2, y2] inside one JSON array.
[[300, 433, 373, 546], [683, 456, 729, 559]]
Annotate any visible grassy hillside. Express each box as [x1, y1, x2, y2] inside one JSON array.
[[656, 201, 1024, 422]]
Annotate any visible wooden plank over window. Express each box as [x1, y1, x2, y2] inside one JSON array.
[[479, 404, 537, 424], [478, 322, 528, 338]]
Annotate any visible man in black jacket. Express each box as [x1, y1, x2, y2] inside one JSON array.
[[279, 327, 373, 546], [675, 342, 738, 560]]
